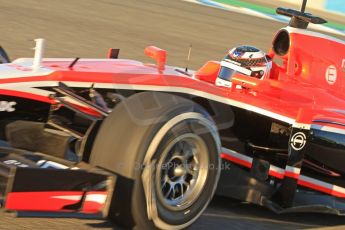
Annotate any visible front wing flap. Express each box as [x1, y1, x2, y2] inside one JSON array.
[[0, 147, 115, 217]]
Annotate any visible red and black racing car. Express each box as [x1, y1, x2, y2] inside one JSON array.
[[0, 0, 345, 229]]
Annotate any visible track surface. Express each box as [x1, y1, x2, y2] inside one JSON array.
[[0, 0, 344, 229], [0, 0, 294, 69], [2, 197, 345, 230]]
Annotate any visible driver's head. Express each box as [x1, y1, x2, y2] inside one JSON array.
[[216, 46, 271, 87]]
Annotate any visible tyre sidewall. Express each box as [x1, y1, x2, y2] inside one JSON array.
[[131, 107, 220, 229]]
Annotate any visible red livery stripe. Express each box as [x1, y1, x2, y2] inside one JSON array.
[[5, 191, 107, 213], [221, 148, 345, 198], [0, 89, 53, 103], [220, 152, 252, 168], [284, 171, 300, 180]]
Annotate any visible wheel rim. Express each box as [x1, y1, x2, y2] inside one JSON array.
[[155, 133, 209, 211]]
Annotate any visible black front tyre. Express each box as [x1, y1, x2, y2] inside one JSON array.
[[89, 92, 221, 229]]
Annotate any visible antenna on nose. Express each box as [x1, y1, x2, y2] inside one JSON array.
[[185, 44, 192, 73]]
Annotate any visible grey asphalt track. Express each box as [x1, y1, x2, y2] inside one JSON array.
[[0, 0, 303, 69], [0, 0, 344, 229]]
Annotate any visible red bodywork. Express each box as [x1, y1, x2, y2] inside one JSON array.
[[0, 26, 345, 212], [1, 27, 344, 125], [5, 191, 107, 213]]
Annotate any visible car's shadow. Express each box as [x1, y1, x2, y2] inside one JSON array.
[[191, 196, 345, 230], [84, 196, 345, 229]]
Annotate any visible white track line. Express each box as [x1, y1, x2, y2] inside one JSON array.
[[181, 0, 345, 36]]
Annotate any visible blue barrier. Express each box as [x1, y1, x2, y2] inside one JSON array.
[[325, 0, 345, 14]]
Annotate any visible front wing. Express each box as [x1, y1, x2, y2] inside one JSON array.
[[0, 147, 115, 217]]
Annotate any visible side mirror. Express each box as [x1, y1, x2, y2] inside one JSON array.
[[195, 61, 220, 83], [144, 46, 166, 71]]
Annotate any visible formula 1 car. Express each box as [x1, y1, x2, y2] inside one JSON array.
[[0, 0, 345, 229]]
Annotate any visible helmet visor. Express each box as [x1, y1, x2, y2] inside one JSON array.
[[218, 66, 237, 81]]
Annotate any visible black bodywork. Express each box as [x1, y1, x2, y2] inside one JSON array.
[[1, 82, 345, 217], [0, 83, 116, 215]]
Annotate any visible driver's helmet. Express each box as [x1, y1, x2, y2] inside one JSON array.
[[216, 46, 271, 87]]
